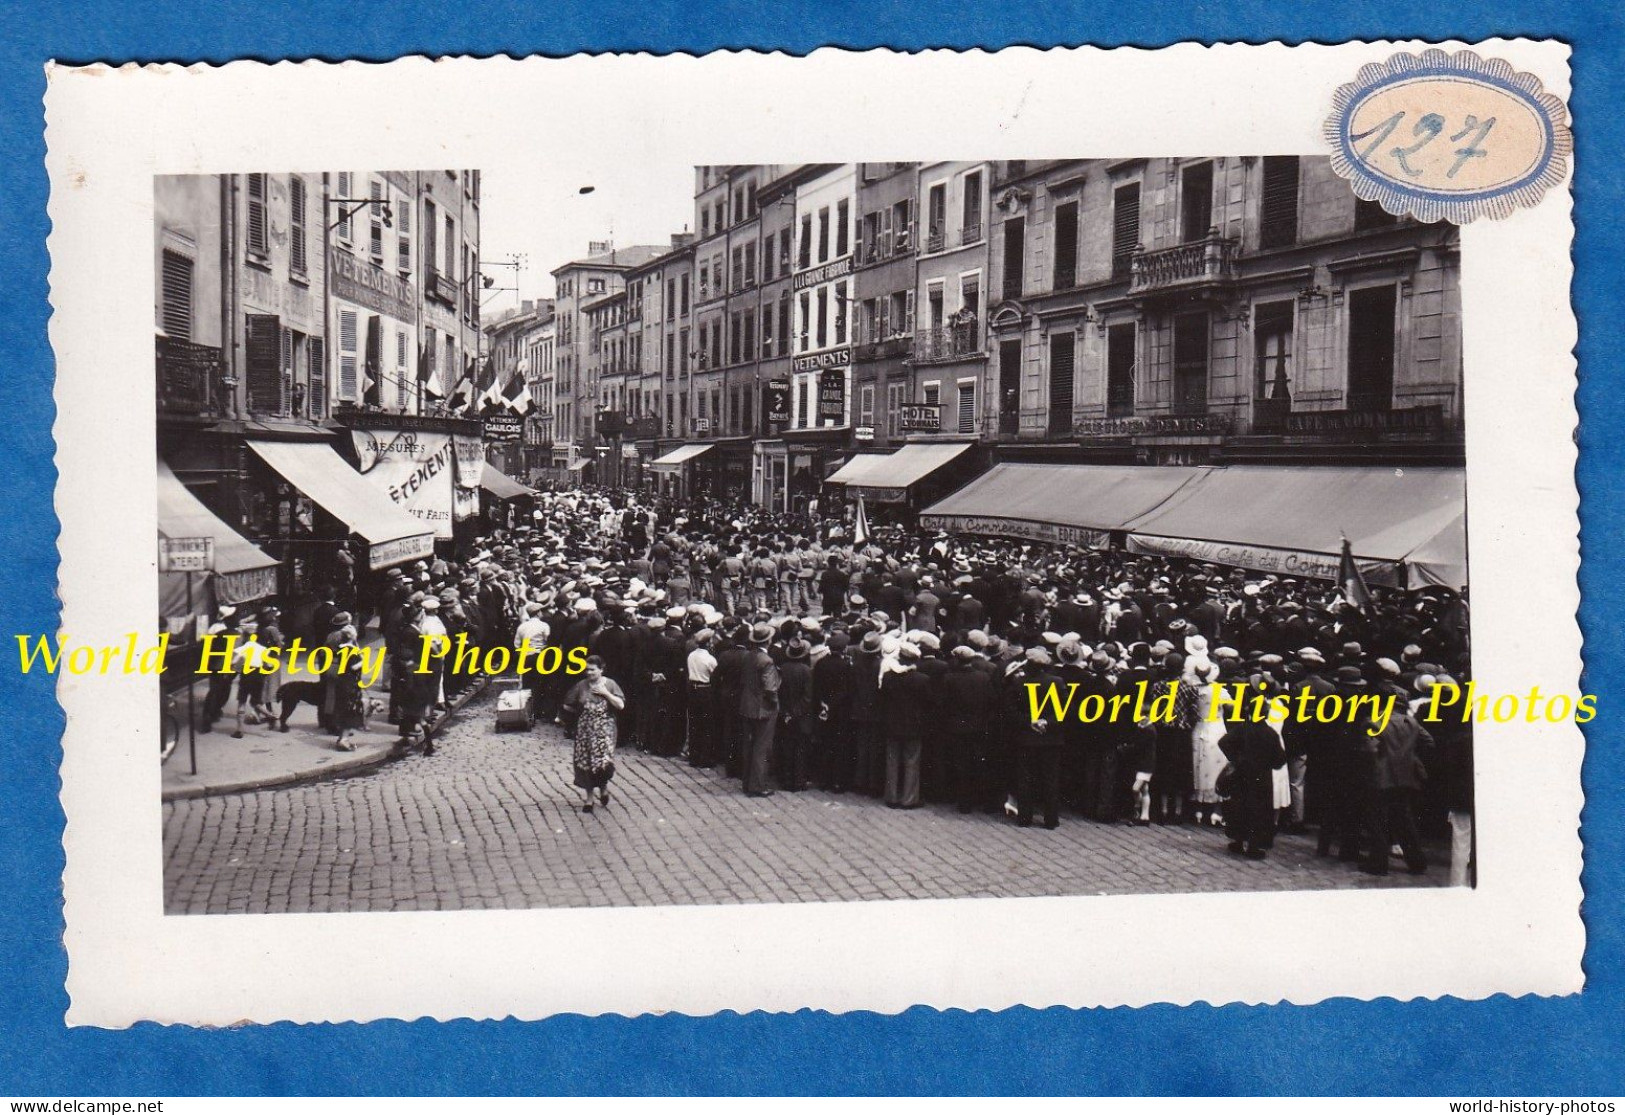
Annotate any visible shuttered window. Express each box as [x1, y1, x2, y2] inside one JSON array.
[[160, 249, 193, 341], [280, 327, 293, 413], [1255, 300, 1295, 399], [1048, 331, 1075, 435], [423, 198, 437, 278], [336, 172, 353, 241], [1112, 183, 1140, 278], [957, 382, 976, 434], [1002, 216, 1025, 300], [289, 178, 307, 275], [1173, 312, 1210, 415], [397, 195, 412, 275], [1260, 156, 1300, 249], [369, 181, 385, 263], [836, 199, 850, 257], [338, 309, 358, 400], [1107, 323, 1136, 417], [246, 173, 269, 258], [308, 337, 326, 419], [245, 313, 281, 413], [1053, 200, 1078, 290], [397, 330, 410, 408]]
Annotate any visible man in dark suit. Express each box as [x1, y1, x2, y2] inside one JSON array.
[[941, 644, 996, 813], [737, 623, 782, 796], [811, 631, 854, 791]]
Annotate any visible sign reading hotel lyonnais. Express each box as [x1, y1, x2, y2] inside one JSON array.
[[919, 515, 1110, 550], [764, 380, 792, 424], [1125, 534, 1398, 587], [793, 347, 852, 374], [898, 404, 941, 432], [792, 256, 853, 291], [817, 368, 846, 422], [367, 533, 436, 571], [328, 248, 416, 323], [351, 429, 456, 541], [158, 536, 214, 573], [483, 414, 524, 441]]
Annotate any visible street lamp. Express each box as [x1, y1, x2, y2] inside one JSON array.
[[326, 196, 392, 231]]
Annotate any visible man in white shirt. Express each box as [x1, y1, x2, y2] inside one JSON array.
[[514, 600, 552, 711], [685, 628, 720, 767]]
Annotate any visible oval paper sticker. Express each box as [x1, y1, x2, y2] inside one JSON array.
[[1325, 49, 1571, 224]]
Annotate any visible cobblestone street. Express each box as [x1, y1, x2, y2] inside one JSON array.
[[162, 688, 1444, 914]]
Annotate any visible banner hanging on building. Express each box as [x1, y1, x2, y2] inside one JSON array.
[[817, 368, 846, 423], [452, 433, 485, 523], [351, 429, 456, 541]]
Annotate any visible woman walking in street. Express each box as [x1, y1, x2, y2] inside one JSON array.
[[562, 655, 625, 813], [330, 625, 368, 752]]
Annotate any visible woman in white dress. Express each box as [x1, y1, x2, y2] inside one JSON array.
[[1186, 646, 1228, 826]]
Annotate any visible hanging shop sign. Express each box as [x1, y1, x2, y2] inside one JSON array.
[[351, 429, 456, 540]]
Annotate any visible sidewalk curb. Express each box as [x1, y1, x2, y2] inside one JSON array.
[[160, 677, 490, 802]]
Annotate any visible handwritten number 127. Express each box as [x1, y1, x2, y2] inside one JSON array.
[[1351, 111, 1496, 178]]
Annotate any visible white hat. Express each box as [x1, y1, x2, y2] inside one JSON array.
[[574, 597, 598, 614]]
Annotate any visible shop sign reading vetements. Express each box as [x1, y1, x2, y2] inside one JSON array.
[[328, 248, 416, 323], [793, 347, 852, 374], [792, 256, 853, 291]]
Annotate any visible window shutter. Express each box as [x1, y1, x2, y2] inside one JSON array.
[[308, 337, 326, 419], [1053, 201, 1079, 290], [1002, 217, 1025, 300], [905, 289, 916, 334], [1260, 156, 1301, 249], [246, 174, 268, 256], [1048, 331, 1076, 431], [958, 382, 975, 433], [160, 250, 194, 341], [1112, 183, 1141, 278], [245, 313, 282, 413], [336, 172, 352, 241], [338, 309, 358, 400], [279, 326, 293, 412], [397, 198, 412, 274], [289, 178, 307, 274]]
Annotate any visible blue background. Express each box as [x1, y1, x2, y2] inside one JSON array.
[[1, 1, 1617, 1096]]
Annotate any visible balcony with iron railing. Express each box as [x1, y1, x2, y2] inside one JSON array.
[[926, 226, 946, 253], [961, 221, 983, 246], [1128, 232, 1240, 296], [912, 323, 982, 364]]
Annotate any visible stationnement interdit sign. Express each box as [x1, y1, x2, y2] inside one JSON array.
[[158, 536, 215, 573]]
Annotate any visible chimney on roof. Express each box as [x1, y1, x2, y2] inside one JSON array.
[[521, 299, 534, 314], [670, 231, 695, 249], [588, 239, 613, 255]]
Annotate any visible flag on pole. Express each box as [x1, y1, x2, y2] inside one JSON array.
[[853, 493, 871, 548], [502, 370, 531, 415], [1339, 534, 1373, 612]]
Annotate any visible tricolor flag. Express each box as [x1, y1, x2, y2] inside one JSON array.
[[1339, 534, 1374, 612], [502, 370, 531, 415], [853, 493, 871, 548]]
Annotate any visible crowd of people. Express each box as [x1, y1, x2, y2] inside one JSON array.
[[201, 485, 1477, 885]]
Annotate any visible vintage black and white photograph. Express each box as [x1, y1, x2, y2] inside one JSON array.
[[153, 155, 1473, 916], [49, 45, 1580, 1025]]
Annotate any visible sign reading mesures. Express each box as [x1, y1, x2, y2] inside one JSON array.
[[898, 403, 942, 432], [329, 248, 416, 322], [919, 515, 1110, 549], [817, 368, 846, 422], [792, 256, 854, 291], [764, 380, 792, 424], [793, 347, 852, 374], [1075, 414, 1233, 437], [483, 413, 524, 441], [158, 536, 215, 573]]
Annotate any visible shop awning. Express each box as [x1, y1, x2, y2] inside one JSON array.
[[1122, 465, 1467, 588], [568, 459, 591, 472], [826, 442, 973, 502], [480, 466, 534, 501], [247, 439, 436, 571], [157, 459, 280, 605], [649, 443, 714, 471], [921, 463, 1209, 548]]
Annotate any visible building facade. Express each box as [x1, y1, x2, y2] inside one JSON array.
[[850, 162, 918, 452], [910, 161, 991, 441], [986, 156, 1462, 466]]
